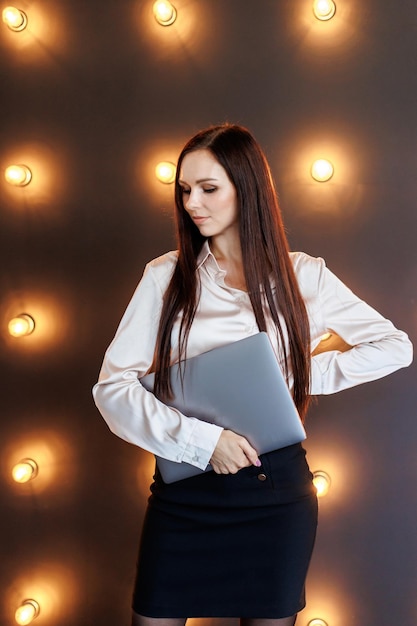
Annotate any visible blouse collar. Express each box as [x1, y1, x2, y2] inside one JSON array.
[[196, 239, 215, 269]]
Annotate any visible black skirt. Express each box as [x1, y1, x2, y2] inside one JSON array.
[[132, 443, 318, 619]]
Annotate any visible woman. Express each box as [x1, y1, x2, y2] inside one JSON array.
[[93, 124, 412, 626]]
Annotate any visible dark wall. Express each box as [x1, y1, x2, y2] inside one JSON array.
[[1, 1, 416, 625]]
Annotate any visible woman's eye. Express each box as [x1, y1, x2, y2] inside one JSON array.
[[203, 187, 216, 193], [181, 188, 191, 195]]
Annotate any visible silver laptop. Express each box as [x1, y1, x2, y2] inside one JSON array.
[[140, 332, 306, 483]]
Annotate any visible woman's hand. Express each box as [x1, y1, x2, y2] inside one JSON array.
[[209, 430, 261, 474]]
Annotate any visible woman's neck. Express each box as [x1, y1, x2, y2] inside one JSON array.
[[209, 236, 247, 291], [209, 233, 243, 265]]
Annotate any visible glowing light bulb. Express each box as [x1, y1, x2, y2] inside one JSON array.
[[12, 459, 39, 483], [8, 314, 35, 337], [15, 600, 40, 625], [313, 0, 336, 21], [155, 161, 176, 184], [311, 159, 334, 182], [313, 471, 331, 497], [153, 1, 177, 26], [320, 332, 332, 341], [4, 164, 32, 186], [2, 6, 28, 31], [308, 620, 329, 626]]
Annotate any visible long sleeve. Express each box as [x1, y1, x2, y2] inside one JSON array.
[[296, 254, 414, 395], [94, 247, 413, 463], [92, 254, 223, 470]]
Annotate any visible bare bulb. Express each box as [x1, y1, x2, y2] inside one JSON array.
[[313, 0, 336, 21], [155, 161, 176, 184], [320, 332, 332, 341], [153, 1, 177, 26], [311, 159, 334, 182], [12, 459, 39, 483], [8, 314, 35, 337], [2, 6, 28, 31], [15, 600, 40, 625], [5, 164, 32, 186], [313, 471, 331, 497]]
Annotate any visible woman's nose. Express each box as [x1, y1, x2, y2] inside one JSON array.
[[185, 189, 200, 210]]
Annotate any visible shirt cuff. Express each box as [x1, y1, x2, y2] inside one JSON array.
[[181, 420, 224, 470]]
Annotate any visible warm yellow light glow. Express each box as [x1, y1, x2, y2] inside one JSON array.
[[308, 620, 329, 626], [313, 0, 336, 21], [3, 144, 68, 215], [6, 429, 76, 497], [320, 332, 332, 341], [153, 1, 177, 26], [12, 459, 39, 483], [155, 161, 176, 184], [2, 6, 28, 31], [311, 159, 334, 182], [5, 164, 32, 186], [15, 600, 40, 625], [4, 289, 72, 351], [8, 314, 35, 337], [313, 470, 331, 497]]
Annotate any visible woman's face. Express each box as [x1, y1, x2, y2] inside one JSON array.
[[179, 149, 239, 242]]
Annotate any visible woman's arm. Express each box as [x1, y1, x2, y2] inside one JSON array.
[[297, 255, 413, 395], [93, 258, 223, 470]]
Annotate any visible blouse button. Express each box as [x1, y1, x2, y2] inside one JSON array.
[[257, 473, 267, 482]]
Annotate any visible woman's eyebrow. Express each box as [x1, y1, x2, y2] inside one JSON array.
[[178, 177, 219, 185]]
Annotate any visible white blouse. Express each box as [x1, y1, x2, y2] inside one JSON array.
[[93, 242, 412, 470]]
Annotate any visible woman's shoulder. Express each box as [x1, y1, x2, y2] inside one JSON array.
[[147, 249, 178, 271], [290, 250, 325, 271], [289, 251, 326, 293], [137, 250, 179, 295], [145, 249, 178, 281]]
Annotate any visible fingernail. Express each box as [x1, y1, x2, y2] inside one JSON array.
[[255, 459, 261, 467]]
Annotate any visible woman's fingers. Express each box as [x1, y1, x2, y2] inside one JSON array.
[[209, 430, 260, 474], [239, 437, 262, 468]]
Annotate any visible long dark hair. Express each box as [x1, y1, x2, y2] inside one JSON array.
[[152, 124, 311, 418]]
